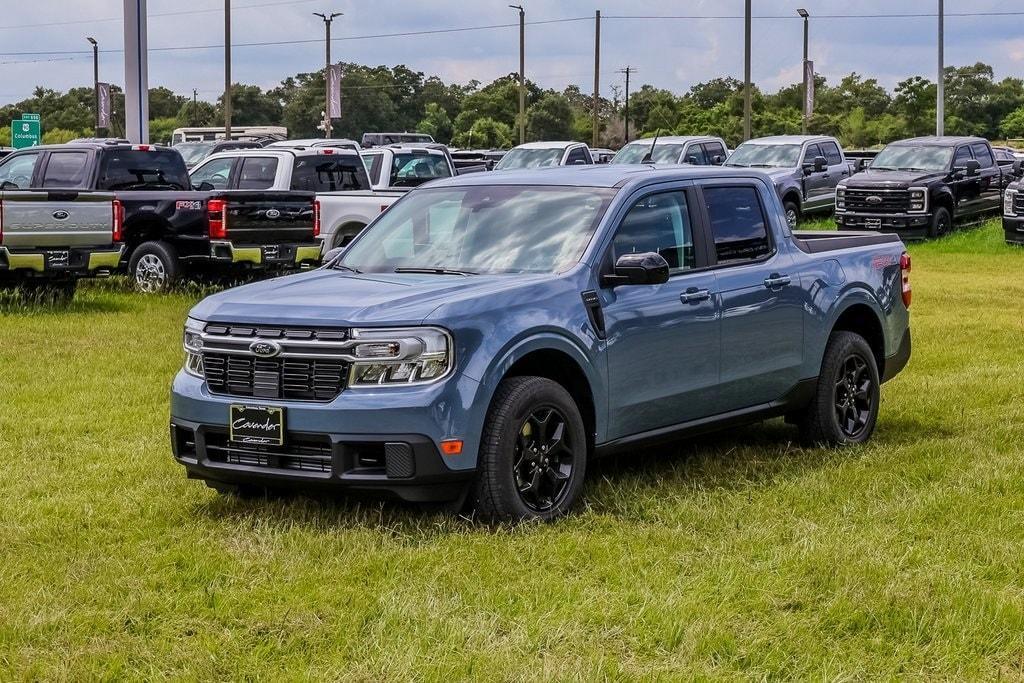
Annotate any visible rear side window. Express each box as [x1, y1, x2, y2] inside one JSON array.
[[613, 191, 694, 272], [236, 157, 278, 189], [822, 141, 843, 165], [97, 149, 190, 190], [684, 144, 708, 165], [971, 143, 995, 168], [704, 186, 771, 264], [0, 152, 41, 189], [41, 151, 90, 188], [703, 142, 727, 164], [290, 155, 370, 192], [363, 153, 384, 183]]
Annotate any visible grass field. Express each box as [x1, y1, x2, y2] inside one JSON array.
[[3, 218, 1024, 679]]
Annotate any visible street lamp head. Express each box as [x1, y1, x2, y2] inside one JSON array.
[[797, 8, 809, 18], [509, 4, 524, 12], [86, 36, 97, 45]]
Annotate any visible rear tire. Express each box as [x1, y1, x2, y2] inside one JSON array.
[[129, 241, 180, 294], [927, 206, 952, 239], [797, 331, 880, 446], [19, 280, 77, 305], [784, 201, 800, 229], [473, 376, 587, 522]]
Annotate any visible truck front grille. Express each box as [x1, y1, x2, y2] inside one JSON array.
[[843, 189, 910, 213], [1015, 193, 1024, 214]]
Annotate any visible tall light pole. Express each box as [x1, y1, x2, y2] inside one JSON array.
[[592, 10, 600, 148], [797, 8, 809, 134], [510, 4, 525, 144], [314, 11, 342, 138], [743, 0, 752, 140], [618, 66, 633, 143], [87, 37, 99, 136], [936, 0, 944, 136], [224, 0, 232, 138]]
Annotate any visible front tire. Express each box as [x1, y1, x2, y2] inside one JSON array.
[[473, 376, 587, 522], [927, 206, 952, 239], [797, 331, 880, 446], [129, 241, 181, 294], [784, 201, 800, 229]]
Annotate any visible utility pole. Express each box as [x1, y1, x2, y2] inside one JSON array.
[[743, 0, 751, 140], [192, 89, 199, 126], [936, 0, 944, 136], [87, 37, 99, 136], [618, 66, 633, 143], [314, 11, 342, 137], [798, 8, 809, 134], [592, 10, 600, 148], [510, 5, 525, 144], [224, 0, 232, 138]]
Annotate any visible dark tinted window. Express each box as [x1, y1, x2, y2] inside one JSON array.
[[97, 149, 189, 190], [565, 147, 591, 165], [0, 152, 41, 189], [290, 154, 370, 192], [703, 142, 727, 164], [684, 144, 708, 165], [822, 141, 843, 165], [971, 143, 995, 168], [704, 186, 771, 263], [803, 143, 823, 165], [953, 146, 973, 167], [236, 156, 278, 189], [41, 151, 90, 188], [613, 191, 694, 272]]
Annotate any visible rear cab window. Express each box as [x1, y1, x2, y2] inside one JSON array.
[[290, 154, 371, 192], [96, 148, 190, 190], [703, 186, 772, 264]]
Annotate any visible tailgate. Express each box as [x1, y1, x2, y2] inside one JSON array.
[[217, 191, 316, 244], [0, 190, 114, 249]]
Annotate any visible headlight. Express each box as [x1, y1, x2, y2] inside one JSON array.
[[908, 187, 927, 213], [1005, 189, 1018, 217], [348, 327, 453, 386], [183, 317, 205, 378], [835, 186, 846, 211]]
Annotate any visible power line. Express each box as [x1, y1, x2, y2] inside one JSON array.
[[604, 11, 1024, 19]]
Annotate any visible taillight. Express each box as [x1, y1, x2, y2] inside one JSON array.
[[313, 199, 321, 237], [900, 251, 912, 308], [132, 144, 151, 152], [208, 198, 228, 239], [112, 199, 124, 242]]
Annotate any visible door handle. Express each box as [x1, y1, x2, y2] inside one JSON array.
[[763, 274, 791, 289], [680, 287, 711, 303]]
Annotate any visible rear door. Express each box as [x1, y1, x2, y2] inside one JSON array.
[[699, 181, 804, 411], [950, 145, 976, 216], [970, 142, 1001, 214], [820, 140, 851, 197]]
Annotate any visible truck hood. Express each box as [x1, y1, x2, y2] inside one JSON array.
[[842, 169, 946, 189], [188, 268, 551, 327]]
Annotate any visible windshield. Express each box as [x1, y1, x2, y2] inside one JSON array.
[[174, 142, 214, 165], [725, 143, 802, 168], [338, 185, 616, 275], [494, 147, 564, 170], [870, 145, 953, 172], [96, 149, 189, 190], [610, 142, 685, 165]]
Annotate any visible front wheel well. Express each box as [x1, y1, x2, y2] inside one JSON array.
[[830, 303, 885, 374], [332, 222, 367, 249], [781, 190, 801, 209], [501, 349, 596, 451]]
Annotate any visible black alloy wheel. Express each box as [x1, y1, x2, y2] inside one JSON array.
[[513, 406, 575, 512], [833, 353, 874, 439]]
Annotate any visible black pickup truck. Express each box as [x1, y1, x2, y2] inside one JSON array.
[[836, 136, 1016, 239], [0, 142, 321, 292]]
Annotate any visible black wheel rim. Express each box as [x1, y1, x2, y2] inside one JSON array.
[[834, 354, 873, 438], [513, 406, 575, 512]]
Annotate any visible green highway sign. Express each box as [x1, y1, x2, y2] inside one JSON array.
[[11, 118, 40, 149], [20, 113, 40, 121]]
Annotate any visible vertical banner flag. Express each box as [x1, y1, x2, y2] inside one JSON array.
[[98, 83, 112, 128], [804, 60, 815, 119], [328, 63, 343, 119]]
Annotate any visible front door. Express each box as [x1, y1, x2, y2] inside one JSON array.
[[700, 183, 805, 411], [601, 187, 720, 439], [801, 143, 833, 210]]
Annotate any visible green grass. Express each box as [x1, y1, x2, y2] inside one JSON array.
[[4, 219, 1024, 679]]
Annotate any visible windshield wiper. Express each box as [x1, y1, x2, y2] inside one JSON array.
[[394, 267, 477, 276], [331, 263, 361, 274], [897, 167, 931, 172]]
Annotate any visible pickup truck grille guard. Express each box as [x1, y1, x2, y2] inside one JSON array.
[[842, 188, 911, 213], [199, 324, 352, 402]]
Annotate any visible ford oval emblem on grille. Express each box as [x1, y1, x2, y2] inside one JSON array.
[[52, 210, 70, 220], [265, 208, 281, 219], [250, 340, 282, 357], [866, 195, 883, 204]]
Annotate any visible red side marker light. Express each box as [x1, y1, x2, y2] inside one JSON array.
[[440, 439, 463, 456]]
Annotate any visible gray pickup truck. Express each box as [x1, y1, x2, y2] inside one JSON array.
[[0, 190, 123, 302], [726, 135, 855, 227]]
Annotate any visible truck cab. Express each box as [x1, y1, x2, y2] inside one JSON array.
[[611, 136, 728, 167], [494, 142, 593, 170], [360, 144, 456, 190]]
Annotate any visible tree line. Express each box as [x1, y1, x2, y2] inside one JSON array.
[[1, 61, 1023, 149]]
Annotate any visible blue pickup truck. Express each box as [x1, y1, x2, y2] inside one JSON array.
[[170, 165, 912, 522]]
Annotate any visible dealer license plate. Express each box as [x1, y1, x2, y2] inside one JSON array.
[[229, 405, 284, 446], [865, 218, 881, 229]]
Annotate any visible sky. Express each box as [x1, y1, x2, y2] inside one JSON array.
[[1, 0, 1023, 106]]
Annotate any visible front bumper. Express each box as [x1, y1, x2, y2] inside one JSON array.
[[206, 241, 322, 268], [1003, 215, 1024, 244], [836, 212, 931, 238], [0, 245, 124, 278], [170, 369, 486, 502]]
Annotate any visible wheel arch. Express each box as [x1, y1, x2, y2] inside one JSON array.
[[331, 221, 368, 248], [828, 301, 886, 376]]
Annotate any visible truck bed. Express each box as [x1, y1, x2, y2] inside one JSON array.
[[791, 230, 902, 254]]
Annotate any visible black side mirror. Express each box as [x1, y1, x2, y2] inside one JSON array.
[[965, 159, 981, 176], [712, 155, 725, 165], [0, 180, 18, 190], [814, 155, 827, 172], [601, 252, 670, 287]]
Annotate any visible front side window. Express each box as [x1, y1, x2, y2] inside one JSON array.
[[613, 191, 694, 272], [703, 142, 727, 164], [190, 157, 234, 190], [704, 186, 771, 264], [0, 152, 41, 189], [565, 147, 591, 165], [339, 185, 616, 275], [953, 146, 973, 168], [683, 144, 708, 165], [236, 157, 279, 190], [971, 143, 995, 168], [41, 151, 90, 188], [726, 143, 802, 168], [802, 143, 823, 166]]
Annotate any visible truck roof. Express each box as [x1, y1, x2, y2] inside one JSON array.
[[13, 142, 174, 152], [425, 164, 770, 190], [890, 136, 988, 146], [510, 141, 589, 150], [204, 147, 362, 160], [624, 135, 722, 145], [741, 135, 837, 145]]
